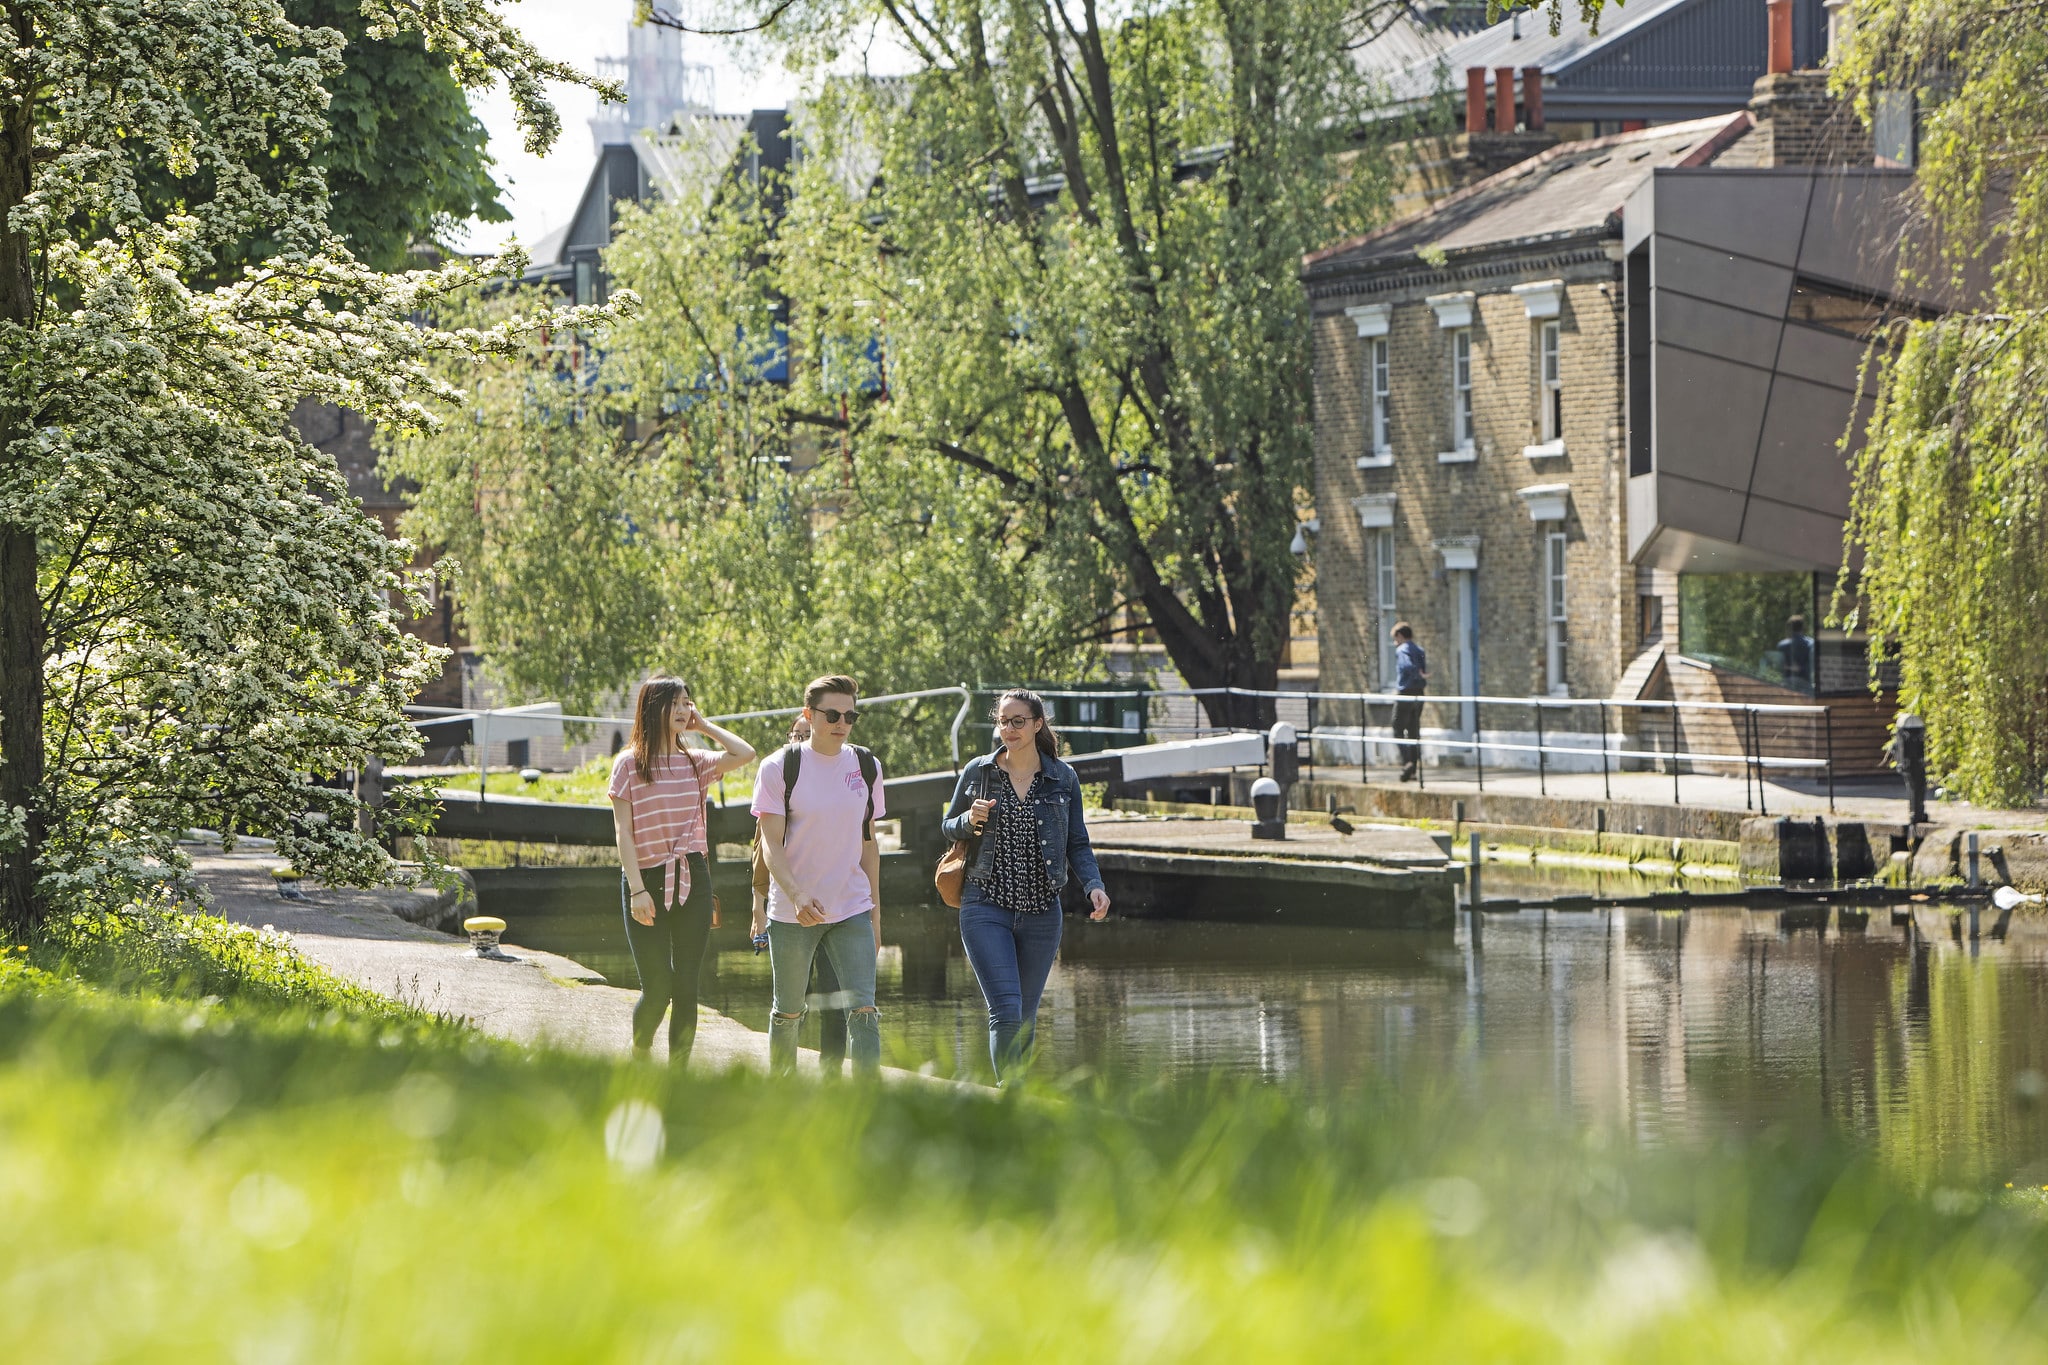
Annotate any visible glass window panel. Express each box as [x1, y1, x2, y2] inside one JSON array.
[[1452, 329, 1473, 447], [1677, 572, 1819, 690], [1370, 339, 1391, 452]]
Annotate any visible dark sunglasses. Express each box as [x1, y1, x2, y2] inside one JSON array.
[[814, 707, 860, 724]]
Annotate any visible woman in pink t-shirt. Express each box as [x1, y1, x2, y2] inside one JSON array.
[[607, 676, 756, 1062]]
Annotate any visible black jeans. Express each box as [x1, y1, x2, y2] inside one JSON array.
[[1393, 696, 1424, 772], [621, 855, 715, 1060]]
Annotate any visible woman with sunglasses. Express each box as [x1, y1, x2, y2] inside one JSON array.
[[940, 688, 1109, 1081], [607, 676, 756, 1063]]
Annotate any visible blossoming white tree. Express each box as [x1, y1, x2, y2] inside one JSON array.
[[0, 1, 601, 934]]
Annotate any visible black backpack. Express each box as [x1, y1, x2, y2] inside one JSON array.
[[775, 742, 880, 843]]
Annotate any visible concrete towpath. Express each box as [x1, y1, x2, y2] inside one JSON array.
[[190, 846, 942, 1082]]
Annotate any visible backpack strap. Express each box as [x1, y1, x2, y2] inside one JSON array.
[[853, 745, 879, 843], [776, 743, 803, 844]]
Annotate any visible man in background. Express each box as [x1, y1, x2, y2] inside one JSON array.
[[1392, 622, 1428, 782]]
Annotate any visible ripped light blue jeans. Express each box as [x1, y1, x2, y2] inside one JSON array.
[[767, 913, 880, 1076]]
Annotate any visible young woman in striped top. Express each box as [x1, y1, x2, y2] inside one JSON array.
[[607, 676, 756, 1062]]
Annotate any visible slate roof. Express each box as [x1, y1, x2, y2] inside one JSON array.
[[1303, 111, 1748, 277], [633, 113, 750, 205], [1383, 0, 1694, 102]]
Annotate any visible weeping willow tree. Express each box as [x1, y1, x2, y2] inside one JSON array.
[[388, 160, 1101, 776], [1827, 4, 2048, 805]]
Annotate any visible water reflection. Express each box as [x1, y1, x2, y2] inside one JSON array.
[[478, 870, 2048, 1182]]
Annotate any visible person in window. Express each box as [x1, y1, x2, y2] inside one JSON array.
[[1392, 622, 1428, 782], [941, 689, 1109, 1083], [1776, 615, 1814, 688]]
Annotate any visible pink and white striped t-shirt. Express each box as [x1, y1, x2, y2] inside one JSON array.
[[608, 746, 718, 907]]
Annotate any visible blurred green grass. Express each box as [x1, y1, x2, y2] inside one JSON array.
[[3, 915, 2048, 1361]]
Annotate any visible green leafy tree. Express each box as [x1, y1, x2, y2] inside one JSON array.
[[296, 0, 510, 270], [681, 0, 1404, 728], [0, 1, 603, 935], [390, 173, 1098, 775]]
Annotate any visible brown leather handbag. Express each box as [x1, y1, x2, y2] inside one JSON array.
[[934, 766, 993, 908]]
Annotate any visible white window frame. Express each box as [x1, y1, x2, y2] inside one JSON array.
[[1365, 338, 1391, 464], [1545, 530, 1569, 696], [1449, 328, 1475, 457], [1375, 529, 1399, 690], [1348, 304, 1394, 470], [1538, 320, 1562, 443]]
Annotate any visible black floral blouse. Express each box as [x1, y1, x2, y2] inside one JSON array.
[[986, 767, 1055, 912]]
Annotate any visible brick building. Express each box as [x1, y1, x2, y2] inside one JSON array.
[[1302, 17, 1942, 779], [1304, 115, 1748, 757]]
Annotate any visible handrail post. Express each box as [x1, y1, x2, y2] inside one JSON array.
[[1742, 704, 1755, 812], [1416, 699, 1426, 790], [1359, 696, 1369, 784], [476, 709, 491, 806], [1535, 700, 1547, 797], [1474, 696, 1485, 792], [1753, 707, 1769, 817], [1824, 705, 1836, 814], [1671, 705, 1681, 806], [1598, 701, 1612, 803], [948, 684, 972, 772]]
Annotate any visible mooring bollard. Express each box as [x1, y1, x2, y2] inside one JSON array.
[[1468, 831, 1482, 908], [1251, 776, 1287, 841], [464, 915, 519, 962], [1895, 713, 1928, 827], [1967, 831, 1981, 889]]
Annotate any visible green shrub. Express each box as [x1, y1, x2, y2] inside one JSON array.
[[33, 901, 429, 1024]]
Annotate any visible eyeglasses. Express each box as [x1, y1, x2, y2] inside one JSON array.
[[996, 715, 1036, 729], [814, 707, 860, 724]]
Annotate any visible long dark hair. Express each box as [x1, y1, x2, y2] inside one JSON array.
[[631, 676, 690, 782], [992, 688, 1059, 760]]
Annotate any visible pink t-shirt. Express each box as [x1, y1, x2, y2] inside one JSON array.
[[608, 747, 717, 907], [750, 744, 886, 924]]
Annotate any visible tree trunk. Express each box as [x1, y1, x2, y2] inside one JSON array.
[[0, 28, 43, 938], [1133, 574, 1283, 733]]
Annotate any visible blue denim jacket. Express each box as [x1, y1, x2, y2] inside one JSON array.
[[941, 752, 1105, 897]]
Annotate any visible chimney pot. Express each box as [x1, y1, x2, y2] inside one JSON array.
[[1767, 0, 1794, 74], [1494, 66, 1517, 133], [1522, 66, 1544, 131], [1465, 67, 1488, 135]]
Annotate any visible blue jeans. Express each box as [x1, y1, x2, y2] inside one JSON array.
[[768, 914, 879, 1077], [959, 890, 1063, 1080]]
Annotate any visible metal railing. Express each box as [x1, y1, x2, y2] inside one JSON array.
[[968, 684, 1838, 814], [405, 680, 1838, 815], [404, 685, 976, 802]]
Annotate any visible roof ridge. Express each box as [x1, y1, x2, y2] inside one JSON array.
[[1303, 111, 1748, 269]]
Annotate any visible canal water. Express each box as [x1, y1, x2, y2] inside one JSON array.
[[480, 872, 2048, 1184]]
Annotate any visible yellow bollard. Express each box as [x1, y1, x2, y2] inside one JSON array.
[[463, 915, 517, 962]]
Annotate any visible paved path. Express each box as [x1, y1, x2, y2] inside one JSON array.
[[190, 847, 928, 1080]]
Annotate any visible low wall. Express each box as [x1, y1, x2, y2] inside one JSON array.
[[1285, 777, 1748, 843]]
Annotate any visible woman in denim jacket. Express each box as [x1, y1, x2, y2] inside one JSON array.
[[941, 688, 1110, 1080]]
